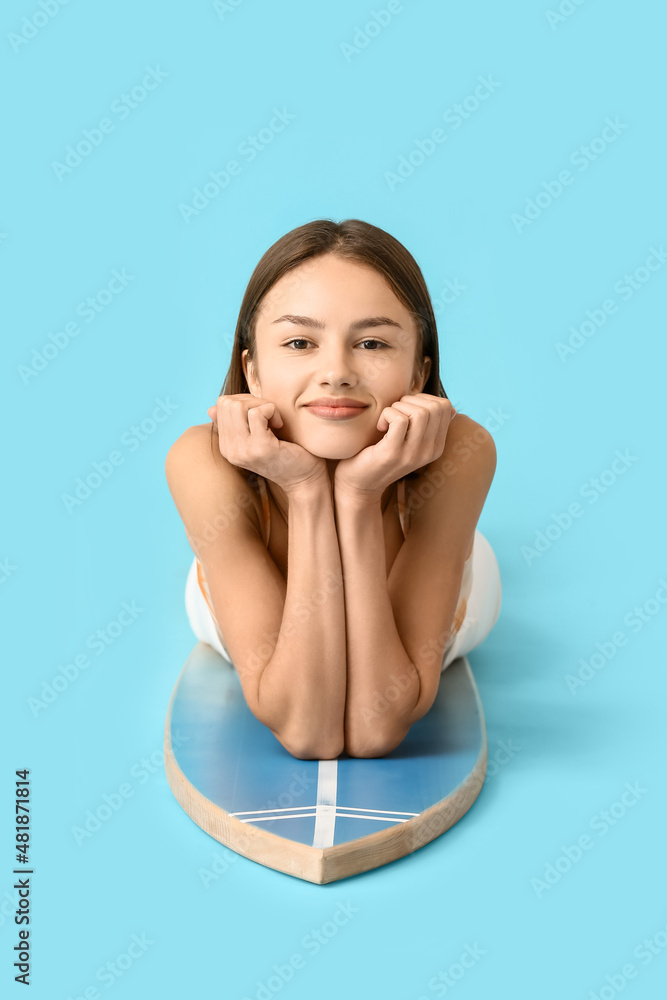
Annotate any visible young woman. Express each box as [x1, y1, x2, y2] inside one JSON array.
[[165, 219, 501, 761]]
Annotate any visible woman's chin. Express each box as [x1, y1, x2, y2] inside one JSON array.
[[291, 433, 377, 460], [276, 420, 382, 457]]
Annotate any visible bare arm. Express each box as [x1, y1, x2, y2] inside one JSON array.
[[256, 477, 347, 759], [164, 424, 346, 761], [334, 494, 420, 758], [335, 416, 497, 759]]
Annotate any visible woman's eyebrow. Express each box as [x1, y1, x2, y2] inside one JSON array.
[[271, 314, 402, 332]]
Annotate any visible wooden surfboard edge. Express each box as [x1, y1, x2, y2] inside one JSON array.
[[318, 658, 489, 882], [163, 657, 328, 882], [163, 654, 489, 885]]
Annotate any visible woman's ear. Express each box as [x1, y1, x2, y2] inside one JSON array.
[[413, 356, 431, 392], [242, 349, 259, 396]]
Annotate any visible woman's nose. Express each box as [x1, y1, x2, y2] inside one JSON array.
[[315, 348, 358, 383], [318, 347, 389, 388]]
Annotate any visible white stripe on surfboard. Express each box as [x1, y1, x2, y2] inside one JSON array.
[[230, 759, 422, 840], [235, 812, 414, 824], [231, 805, 419, 818], [312, 760, 338, 848]]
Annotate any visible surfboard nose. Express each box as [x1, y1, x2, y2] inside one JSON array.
[[164, 644, 487, 884]]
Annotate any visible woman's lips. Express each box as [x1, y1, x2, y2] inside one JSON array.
[[304, 404, 368, 420]]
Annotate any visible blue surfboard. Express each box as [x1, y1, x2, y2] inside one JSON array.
[[164, 643, 487, 884]]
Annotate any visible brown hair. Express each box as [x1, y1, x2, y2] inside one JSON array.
[[210, 218, 450, 481]]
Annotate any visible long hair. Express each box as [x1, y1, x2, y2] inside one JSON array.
[[210, 218, 449, 480]]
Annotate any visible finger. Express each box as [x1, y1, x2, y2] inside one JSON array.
[[222, 397, 254, 458], [434, 402, 457, 453], [386, 398, 434, 445], [265, 402, 284, 428], [377, 407, 410, 443], [430, 401, 456, 453], [208, 396, 226, 422], [403, 395, 456, 426], [247, 402, 282, 436], [393, 395, 453, 417], [407, 392, 456, 419], [392, 397, 450, 452], [399, 393, 455, 413]]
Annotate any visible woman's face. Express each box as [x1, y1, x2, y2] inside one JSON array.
[[242, 254, 431, 459]]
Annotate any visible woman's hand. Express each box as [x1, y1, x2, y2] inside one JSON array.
[[207, 394, 328, 496], [334, 393, 457, 505]]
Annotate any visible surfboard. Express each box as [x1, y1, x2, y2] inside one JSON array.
[[164, 642, 488, 884]]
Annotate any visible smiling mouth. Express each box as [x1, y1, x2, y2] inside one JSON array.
[[304, 403, 368, 420]]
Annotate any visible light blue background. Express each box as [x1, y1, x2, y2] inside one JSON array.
[[2, 0, 666, 997]]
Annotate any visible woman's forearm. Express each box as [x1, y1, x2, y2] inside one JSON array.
[[334, 494, 420, 756], [257, 480, 347, 759]]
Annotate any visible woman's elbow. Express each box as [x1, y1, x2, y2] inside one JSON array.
[[273, 726, 344, 761], [344, 722, 411, 759]]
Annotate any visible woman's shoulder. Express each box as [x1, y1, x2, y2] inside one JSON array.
[[166, 422, 229, 476], [409, 412, 495, 483], [164, 423, 264, 538], [442, 412, 496, 465], [404, 412, 496, 515]]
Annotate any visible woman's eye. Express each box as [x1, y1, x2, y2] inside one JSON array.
[[284, 338, 311, 350], [283, 338, 387, 350]]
